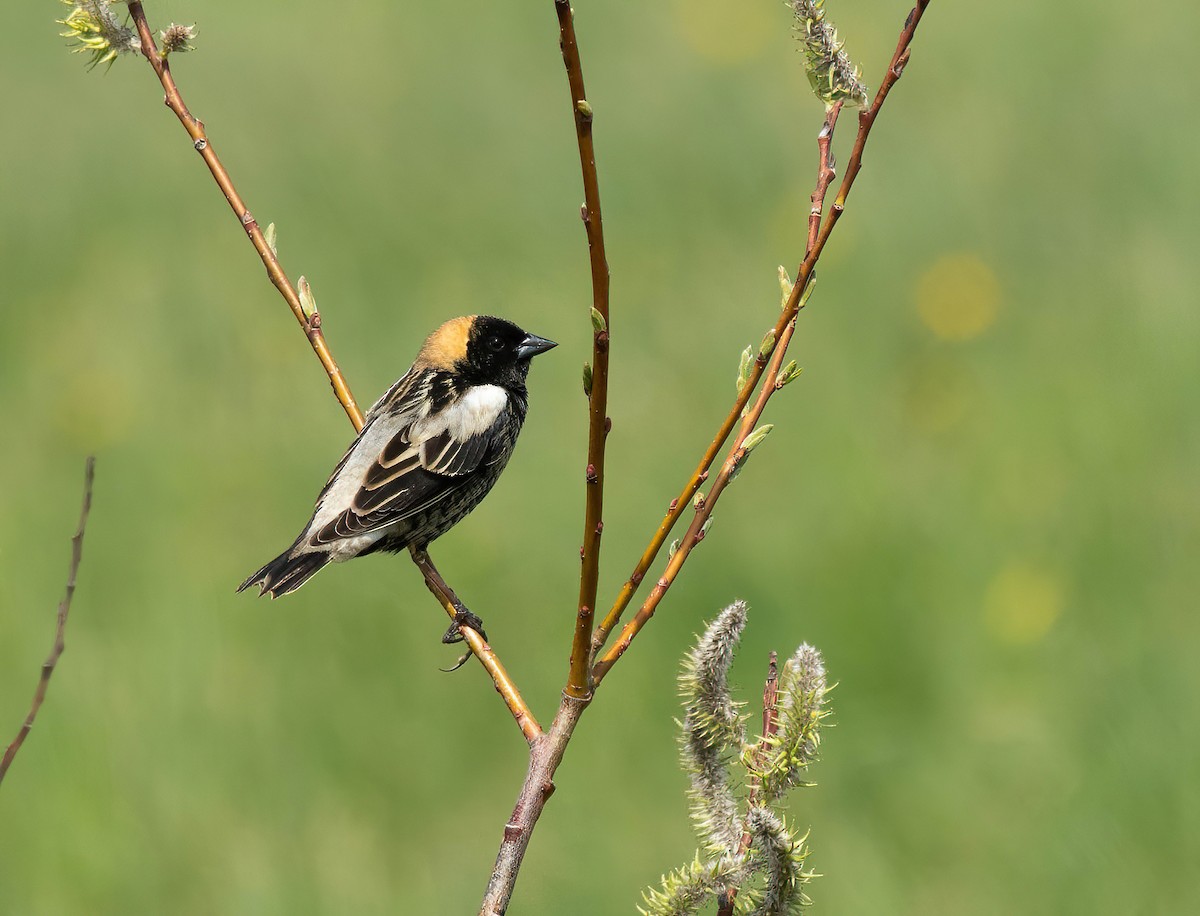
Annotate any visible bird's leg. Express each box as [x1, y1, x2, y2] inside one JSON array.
[[409, 546, 488, 670]]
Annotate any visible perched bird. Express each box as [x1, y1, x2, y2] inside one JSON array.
[[239, 315, 556, 607]]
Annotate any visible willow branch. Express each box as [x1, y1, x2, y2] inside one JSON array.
[[479, 695, 587, 915], [124, 2, 538, 738], [410, 548, 542, 744], [0, 457, 95, 787], [593, 2, 930, 683], [554, 0, 612, 700], [717, 651, 781, 916], [125, 2, 363, 432]]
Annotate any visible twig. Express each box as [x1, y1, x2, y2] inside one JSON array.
[[409, 548, 542, 745], [592, 2, 930, 684], [591, 101, 844, 659], [123, 2, 537, 740], [0, 457, 96, 787], [125, 2, 364, 432], [718, 651, 781, 916], [556, 0, 612, 701], [479, 696, 587, 915]]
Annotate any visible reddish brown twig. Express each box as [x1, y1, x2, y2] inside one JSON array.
[[125, 2, 363, 432], [123, 2, 537, 741], [592, 2, 930, 684], [718, 651, 781, 916], [0, 457, 95, 787], [591, 102, 845, 661], [410, 548, 542, 744], [556, 0, 612, 701]]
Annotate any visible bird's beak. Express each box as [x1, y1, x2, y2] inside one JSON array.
[[516, 333, 558, 360]]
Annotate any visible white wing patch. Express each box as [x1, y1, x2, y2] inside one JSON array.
[[410, 384, 508, 444], [302, 383, 509, 557]]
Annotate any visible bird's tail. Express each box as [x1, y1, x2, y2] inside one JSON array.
[[237, 547, 330, 598]]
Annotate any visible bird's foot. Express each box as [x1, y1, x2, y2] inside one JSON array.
[[440, 607, 487, 673], [442, 607, 487, 644]]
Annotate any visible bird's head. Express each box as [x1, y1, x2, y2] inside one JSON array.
[[418, 315, 557, 389]]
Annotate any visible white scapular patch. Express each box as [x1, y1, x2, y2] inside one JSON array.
[[302, 384, 508, 553], [409, 384, 508, 444]]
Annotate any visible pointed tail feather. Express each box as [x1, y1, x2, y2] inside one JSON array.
[[238, 548, 330, 598]]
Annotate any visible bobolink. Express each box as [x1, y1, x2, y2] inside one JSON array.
[[239, 315, 556, 601]]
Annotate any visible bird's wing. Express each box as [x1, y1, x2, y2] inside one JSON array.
[[306, 380, 509, 545]]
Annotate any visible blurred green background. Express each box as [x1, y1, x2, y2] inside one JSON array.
[[2, 1, 1197, 913]]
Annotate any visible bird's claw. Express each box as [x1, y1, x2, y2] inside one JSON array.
[[441, 607, 487, 644]]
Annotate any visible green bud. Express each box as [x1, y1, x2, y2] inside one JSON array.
[[264, 222, 278, 257], [799, 271, 818, 310], [576, 99, 593, 119], [582, 362, 593, 398], [590, 306, 607, 334], [759, 329, 777, 360], [297, 276, 318, 321], [779, 265, 793, 309], [668, 538, 680, 560], [736, 345, 753, 395], [777, 361, 803, 387], [742, 424, 774, 454]]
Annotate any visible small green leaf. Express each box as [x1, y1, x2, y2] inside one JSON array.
[[264, 222, 278, 257]]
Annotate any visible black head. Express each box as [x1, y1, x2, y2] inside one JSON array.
[[459, 316, 556, 388]]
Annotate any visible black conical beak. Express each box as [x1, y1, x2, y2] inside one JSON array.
[[516, 333, 557, 360]]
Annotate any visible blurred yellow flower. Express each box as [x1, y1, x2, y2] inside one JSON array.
[[983, 562, 1066, 646], [916, 253, 1000, 341]]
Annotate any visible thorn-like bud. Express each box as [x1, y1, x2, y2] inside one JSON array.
[[777, 361, 803, 388], [735, 345, 753, 395], [582, 362, 593, 398], [590, 306, 607, 334], [264, 222, 278, 257], [160, 23, 197, 56], [759, 329, 777, 360], [742, 424, 774, 454], [297, 276, 318, 321]]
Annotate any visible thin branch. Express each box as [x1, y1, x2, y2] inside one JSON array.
[[717, 651, 781, 916], [409, 548, 542, 745], [123, 2, 539, 740], [479, 696, 587, 915], [0, 457, 96, 787], [592, 2, 930, 684], [555, 0, 613, 701], [125, 2, 364, 432]]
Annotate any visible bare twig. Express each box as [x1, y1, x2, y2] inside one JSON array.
[[479, 697, 587, 915], [0, 457, 96, 787], [556, 0, 612, 701], [125, 2, 364, 431], [409, 548, 542, 745], [592, 2, 930, 684]]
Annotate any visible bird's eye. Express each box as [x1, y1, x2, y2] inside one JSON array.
[[487, 335, 506, 353]]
